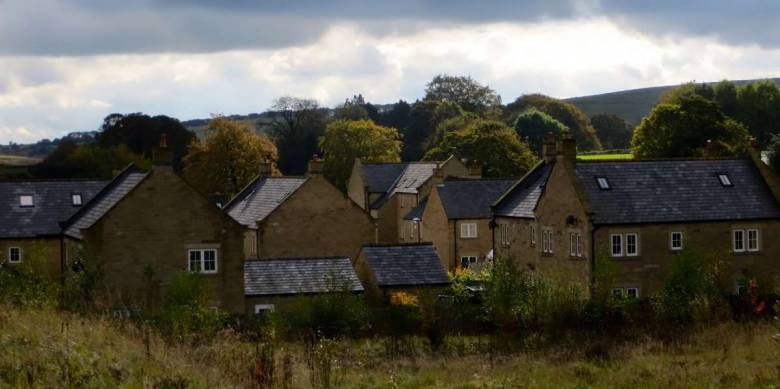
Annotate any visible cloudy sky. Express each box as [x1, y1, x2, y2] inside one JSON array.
[[1, 1, 780, 144]]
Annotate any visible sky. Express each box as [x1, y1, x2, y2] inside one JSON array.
[[2, 1, 780, 144]]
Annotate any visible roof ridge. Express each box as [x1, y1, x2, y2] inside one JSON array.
[[246, 256, 349, 262], [0, 178, 109, 183], [362, 242, 434, 247], [577, 156, 750, 164]]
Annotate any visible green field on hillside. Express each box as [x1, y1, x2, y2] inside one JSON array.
[[0, 154, 41, 166], [577, 153, 634, 161]]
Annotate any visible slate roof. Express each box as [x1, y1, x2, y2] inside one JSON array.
[[436, 178, 516, 219], [493, 162, 552, 218], [360, 243, 450, 287], [63, 165, 149, 239], [362, 161, 440, 209], [224, 176, 308, 228], [0, 179, 107, 238], [575, 159, 780, 224], [244, 257, 363, 296]]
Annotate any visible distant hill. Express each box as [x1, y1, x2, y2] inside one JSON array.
[[565, 77, 780, 126]]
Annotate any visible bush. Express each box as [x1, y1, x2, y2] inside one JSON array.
[[0, 243, 59, 308], [150, 272, 227, 342], [273, 291, 368, 340], [62, 247, 104, 312]]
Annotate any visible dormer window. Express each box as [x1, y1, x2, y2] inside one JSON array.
[[19, 195, 33, 207], [72, 193, 83, 206], [717, 174, 732, 187], [596, 177, 610, 190]]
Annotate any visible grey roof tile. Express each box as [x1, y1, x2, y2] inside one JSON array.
[[361, 243, 450, 287], [224, 176, 308, 227], [0, 180, 107, 238], [575, 159, 780, 224], [493, 162, 552, 218], [64, 166, 148, 239], [244, 257, 363, 296], [363, 162, 440, 209], [437, 178, 516, 219]]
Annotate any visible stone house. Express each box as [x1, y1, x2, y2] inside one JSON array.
[[243, 256, 363, 314], [354, 243, 451, 303], [225, 160, 376, 260], [0, 179, 106, 281], [410, 178, 516, 271], [492, 137, 780, 297], [62, 153, 249, 313], [347, 156, 472, 243]]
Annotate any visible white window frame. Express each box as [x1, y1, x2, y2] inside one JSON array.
[[625, 233, 639, 257], [670, 231, 683, 251], [542, 229, 554, 254], [718, 174, 732, 187], [569, 232, 582, 257], [460, 223, 477, 239], [612, 287, 624, 297], [460, 255, 477, 268], [8, 247, 22, 263], [610, 234, 623, 257], [626, 287, 639, 299], [530, 225, 536, 246], [71, 193, 83, 206], [733, 229, 745, 253], [747, 229, 760, 252], [499, 224, 511, 247], [187, 248, 218, 274], [19, 195, 33, 207], [254, 304, 275, 314]]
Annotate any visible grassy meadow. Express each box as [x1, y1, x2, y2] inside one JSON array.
[[2, 305, 779, 388], [577, 152, 634, 161]]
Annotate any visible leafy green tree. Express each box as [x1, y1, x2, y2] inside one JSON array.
[[659, 81, 715, 105], [425, 115, 536, 178], [768, 135, 780, 173], [319, 119, 401, 191], [713, 80, 739, 116], [590, 113, 633, 150], [735, 80, 780, 145], [632, 95, 749, 158], [36, 139, 148, 179], [513, 108, 568, 155], [97, 113, 195, 171], [424, 74, 501, 114], [269, 96, 328, 175], [183, 117, 279, 196], [505, 94, 602, 150]]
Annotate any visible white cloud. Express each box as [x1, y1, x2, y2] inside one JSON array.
[[1, 18, 780, 143]]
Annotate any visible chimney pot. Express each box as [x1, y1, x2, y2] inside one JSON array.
[[258, 161, 273, 177]]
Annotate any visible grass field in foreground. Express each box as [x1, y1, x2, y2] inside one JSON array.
[[0, 154, 41, 166], [2, 306, 779, 388], [578, 153, 634, 161]]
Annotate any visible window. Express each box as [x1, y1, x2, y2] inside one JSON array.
[[626, 288, 639, 299], [670, 231, 683, 251], [717, 174, 733, 187], [499, 224, 511, 247], [612, 287, 639, 299], [530, 225, 536, 246], [733, 230, 745, 253], [8, 247, 21, 263], [747, 229, 760, 252], [188, 249, 218, 274], [19, 195, 33, 207], [612, 288, 624, 297], [71, 193, 82, 206], [596, 177, 610, 190], [625, 233, 639, 256], [254, 304, 275, 315], [542, 229, 554, 254], [460, 256, 477, 268], [460, 223, 477, 238], [611, 234, 623, 257], [569, 232, 582, 257]]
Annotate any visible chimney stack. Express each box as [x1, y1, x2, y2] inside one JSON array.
[[559, 135, 576, 165], [468, 162, 482, 178], [542, 136, 557, 163], [433, 162, 445, 178], [258, 161, 273, 177], [152, 133, 173, 166]]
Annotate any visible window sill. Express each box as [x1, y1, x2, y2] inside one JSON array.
[[568, 256, 585, 260], [611, 256, 641, 261], [732, 251, 761, 256]]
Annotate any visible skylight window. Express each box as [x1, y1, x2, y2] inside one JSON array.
[[72, 193, 83, 206], [717, 174, 733, 187], [19, 195, 33, 207], [596, 177, 610, 190]]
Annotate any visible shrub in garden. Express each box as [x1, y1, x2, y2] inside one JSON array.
[[151, 271, 227, 341], [0, 242, 59, 308], [273, 290, 368, 340]]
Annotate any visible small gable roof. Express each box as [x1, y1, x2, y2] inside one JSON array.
[[403, 198, 427, 220], [63, 165, 148, 239], [436, 178, 516, 219], [575, 158, 780, 224], [362, 161, 441, 209], [244, 257, 363, 296], [493, 162, 552, 218], [224, 176, 308, 227], [0, 179, 107, 238], [360, 243, 450, 287]]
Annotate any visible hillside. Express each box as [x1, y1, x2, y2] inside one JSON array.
[[565, 77, 780, 125]]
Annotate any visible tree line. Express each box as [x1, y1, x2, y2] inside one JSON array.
[[25, 75, 780, 196]]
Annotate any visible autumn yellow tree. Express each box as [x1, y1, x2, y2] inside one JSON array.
[[183, 117, 278, 196], [319, 119, 401, 191]]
